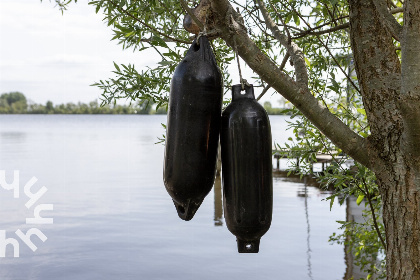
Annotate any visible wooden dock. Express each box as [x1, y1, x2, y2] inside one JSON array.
[[273, 149, 346, 173]]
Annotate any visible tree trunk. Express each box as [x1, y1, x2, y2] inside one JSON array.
[[349, 0, 420, 278], [374, 157, 420, 279]]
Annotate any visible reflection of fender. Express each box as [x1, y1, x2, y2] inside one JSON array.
[[221, 84, 273, 253], [163, 36, 222, 221]]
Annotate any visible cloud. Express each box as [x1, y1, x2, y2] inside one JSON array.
[[38, 54, 103, 66], [0, 0, 160, 104]]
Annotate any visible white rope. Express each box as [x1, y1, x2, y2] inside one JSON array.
[[233, 37, 250, 90]]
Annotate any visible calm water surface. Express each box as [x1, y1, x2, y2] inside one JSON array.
[[0, 115, 345, 280]]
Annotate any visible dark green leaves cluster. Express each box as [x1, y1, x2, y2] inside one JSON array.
[[92, 63, 172, 110]]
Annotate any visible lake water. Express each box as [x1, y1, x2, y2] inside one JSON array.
[[0, 115, 347, 280]]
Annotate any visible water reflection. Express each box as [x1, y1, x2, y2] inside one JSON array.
[[214, 175, 223, 226], [343, 196, 370, 280], [0, 115, 348, 280], [0, 132, 27, 148], [0, 132, 27, 141], [304, 185, 314, 280], [0, 132, 27, 157], [274, 170, 320, 187], [274, 168, 369, 280]]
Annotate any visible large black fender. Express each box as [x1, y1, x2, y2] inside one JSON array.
[[221, 84, 273, 253], [163, 36, 223, 221]]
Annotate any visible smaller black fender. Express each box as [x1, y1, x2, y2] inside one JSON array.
[[221, 84, 273, 253]]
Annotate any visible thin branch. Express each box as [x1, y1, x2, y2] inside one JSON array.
[[279, 52, 290, 70], [317, 130, 348, 173], [138, 37, 187, 43], [331, 6, 403, 20], [240, 3, 275, 37], [257, 0, 309, 89], [232, 0, 304, 33], [361, 177, 387, 250], [269, 2, 291, 44], [292, 6, 403, 38], [372, 0, 403, 41], [323, 3, 338, 26], [256, 52, 289, 101], [272, 23, 304, 33], [256, 85, 271, 101], [280, 0, 360, 94], [390, 6, 404, 13], [301, 15, 349, 32], [293, 22, 349, 39], [320, 39, 361, 94], [107, 0, 189, 44], [321, 93, 369, 133]]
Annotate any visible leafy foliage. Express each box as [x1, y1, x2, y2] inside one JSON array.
[[0, 92, 28, 114], [0, 92, 163, 114]]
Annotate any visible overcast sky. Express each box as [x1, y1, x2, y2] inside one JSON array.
[[0, 0, 280, 106]]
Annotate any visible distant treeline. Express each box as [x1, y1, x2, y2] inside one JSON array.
[[0, 92, 167, 114], [0, 92, 289, 115], [263, 101, 291, 115]]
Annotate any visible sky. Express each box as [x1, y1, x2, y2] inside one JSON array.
[[0, 0, 281, 106]]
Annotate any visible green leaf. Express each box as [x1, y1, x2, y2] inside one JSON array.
[[151, 35, 168, 48], [304, 57, 311, 67], [284, 13, 292, 24], [124, 31, 135, 37], [113, 62, 120, 72], [330, 78, 340, 90], [357, 108, 366, 116], [356, 194, 365, 205], [329, 195, 335, 210], [293, 13, 300, 25], [158, 60, 173, 66], [360, 132, 368, 138]]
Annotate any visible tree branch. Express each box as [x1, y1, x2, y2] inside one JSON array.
[[361, 177, 387, 250], [256, 52, 289, 101], [280, 0, 360, 94], [279, 52, 290, 70], [256, 84, 271, 101], [293, 22, 349, 39], [399, 0, 420, 155], [372, 0, 403, 41], [107, 0, 190, 44], [138, 37, 189, 43], [292, 6, 403, 39], [257, 0, 308, 89], [210, 0, 370, 168], [269, 2, 291, 44]]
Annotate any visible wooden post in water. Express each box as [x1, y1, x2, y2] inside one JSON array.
[[216, 141, 222, 176], [214, 141, 223, 226], [213, 174, 223, 226], [274, 152, 280, 170]]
